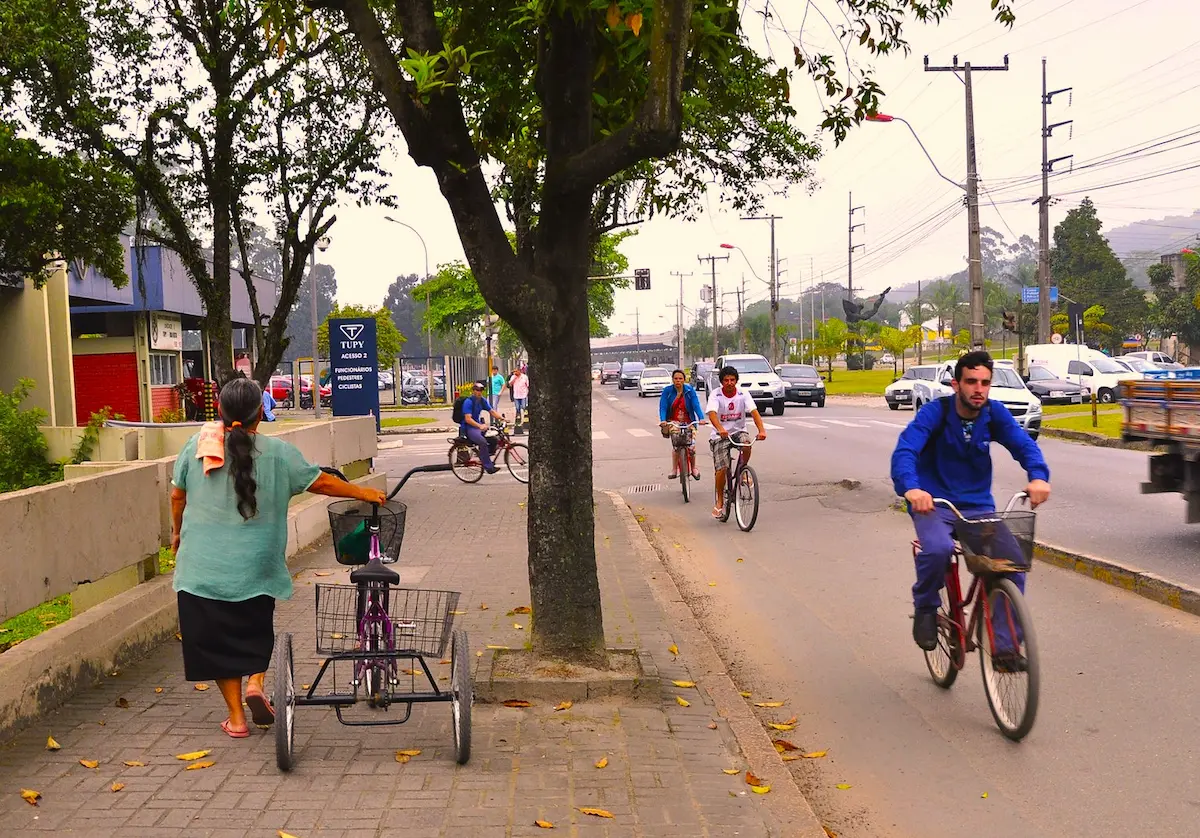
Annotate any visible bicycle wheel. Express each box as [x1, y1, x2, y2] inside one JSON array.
[[273, 632, 296, 771], [679, 447, 690, 504], [924, 585, 960, 689], [363, 605, 388, 709], [449, 443, 484, 484], [977, 577, 1040, 741], [504, 443, 529, 484], [734, 465, 760, 531], [450, 629, 472, 764]]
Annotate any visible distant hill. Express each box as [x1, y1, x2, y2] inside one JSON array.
[[1107, 211, 1200, 287]]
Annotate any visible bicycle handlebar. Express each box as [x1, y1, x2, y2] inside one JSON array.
[[932, 491, 1029, 521], [386, 463, 453, 500], [661, 420, 704, 429]]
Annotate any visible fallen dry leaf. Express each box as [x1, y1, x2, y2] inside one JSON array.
[[652, 526, 660, 532], [675, 696, 691, 707], [301, 684, 311, 690], [97, 720, 105, 726], [773, 740, 799, 752], [767, 723, 795, 731], [981, 791, 989, 799], [512, 606, 532, 614], [503, 699, 533, 708], [836, 783, 852, 790], [450, 610, 467, 615], [754, 701, 785, 708], [707, 581, 717, 587], [577, 807, 615, 819], [739, 691, 752, 698], [396, 749, 421, 757], [480, 603, 489, 610], [175, 750, 211, 761], [486, 645, 510, 650], [672, 680, 696, 688], [194, 683, 209, 691], [722, 768, 740, 775], [154, 687, 164, 694], [708, 722, 718, 730], [667, 643, 679, 656], [745, 771, 763, 786], [594, 756, 608, 769], [736, 557, 744, 563], [279, 832, 301, 838], [439, 659, 452, 665], [673, 543, 682, 548], [513, 623, 524, 630], [401, 668, 420, 676], [824, 827, 839, 838], [110, 782, 124, 792], [330, 633, 345, 640], [116, 697, 129, 708], [804, 751, 827, 759], [534, 820, 555, 829], [476, 651, 483, 657], [20, 789, 40, 806], [395, 753, 412, 764], [782, 754, 803, 762], [79, 759, 100, 769], [554, 701, 573, 712], [314, 571, 333, 577], [46, 736, 60, 751], [124, 760, 146, 767], [783, 715, 798, 725], [751, 784, 771, 794], [175, 632, 182, 641], [185, 760, 215, 770]]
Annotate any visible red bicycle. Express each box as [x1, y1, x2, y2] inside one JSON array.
[[914, 492, 1039, 740], [662, 420, 703, 503]]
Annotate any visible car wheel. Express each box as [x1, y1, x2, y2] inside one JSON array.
[[1098, 388, 1115, 404], [888, 402, 900, 410], [773, 399, 785, 416], [817, 398, 825, 408]]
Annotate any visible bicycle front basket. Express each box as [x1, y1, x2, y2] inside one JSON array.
[[953, 510, 1035, 574], [327, 499, 406, 565]]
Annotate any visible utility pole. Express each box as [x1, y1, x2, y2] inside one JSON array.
[[926, 54, 1009, 350], [1037, 57, 1073, 344], [698, 252, 729, 361], [916, 279, 923, 364], [634, 308, 641, 352], [742, 214, 782, 362], [848, 193, 865, 366], [671, 270, 692, 369], [725, 285, 746, 351]]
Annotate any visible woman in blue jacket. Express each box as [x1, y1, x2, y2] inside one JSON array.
[[658, 369, 706, 479]]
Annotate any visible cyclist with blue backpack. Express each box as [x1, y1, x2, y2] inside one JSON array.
[[890, 351, 1051, 667], [454, 380, 505, 475]]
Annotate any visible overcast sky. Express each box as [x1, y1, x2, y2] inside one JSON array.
[[316, 0, 1200, 339]]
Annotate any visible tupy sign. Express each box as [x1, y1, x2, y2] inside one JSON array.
[[329, 317, 380, 430]]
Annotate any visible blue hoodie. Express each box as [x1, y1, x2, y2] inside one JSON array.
[[658, 384, 705, 424], [890, 396, 1049, 510]]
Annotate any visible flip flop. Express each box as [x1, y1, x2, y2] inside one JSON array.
[[221, 718, 250, 739], [245, 690, 275, 726]]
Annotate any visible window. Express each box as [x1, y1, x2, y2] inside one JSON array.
[[992, 368, 1024, 388], [1067, 360, 1090, 376], [1090, 357, 1125, 374], [725, 357, 773, 374], [150, 353, 179, 386], [1028, 366, 1055, 382], [914, 368, 936, 380]]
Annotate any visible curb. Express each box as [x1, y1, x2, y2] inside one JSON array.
[[378, 426, 455, 436], [1034, 540, 1200, 617], [1040, 427, 1151, 450], [602, 490, 827, 837]]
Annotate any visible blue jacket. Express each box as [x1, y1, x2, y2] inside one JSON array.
[[658, 384, 705, 424], [459, 395, 493, 434], [890, 396, 1049, 510]]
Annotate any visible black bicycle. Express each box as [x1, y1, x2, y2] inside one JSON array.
[[717, 434, 760, 532]]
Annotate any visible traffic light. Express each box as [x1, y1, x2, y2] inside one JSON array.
[[1002, 310, 1017, 332]]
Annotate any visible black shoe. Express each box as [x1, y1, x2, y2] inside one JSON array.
[[991, 652, 1028, 673], [913, 610, 938, 651], [485, 466, 499, 475]]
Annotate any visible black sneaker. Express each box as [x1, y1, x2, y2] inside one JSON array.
[[991, 652, 1028, 673], [485, 466, 500, 475], [912, 610, 938, 651]]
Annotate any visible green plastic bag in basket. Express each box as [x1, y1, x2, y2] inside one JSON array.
[[337, 520, 372, 565]]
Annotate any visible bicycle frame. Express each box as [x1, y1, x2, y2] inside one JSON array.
[[724, 436, 753, 499]]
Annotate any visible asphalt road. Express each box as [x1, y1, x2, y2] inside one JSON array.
[[579, 383, 1200, 838]]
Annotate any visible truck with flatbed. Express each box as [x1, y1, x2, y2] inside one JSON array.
[[1120, 368, 1200, 522]]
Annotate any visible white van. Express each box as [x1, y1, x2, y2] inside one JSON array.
[[1024, 344, 1137, 404]]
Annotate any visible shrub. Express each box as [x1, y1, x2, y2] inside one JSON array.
[[155, 406, 186, 423], [0, 378, 61, 492], [71, 407, 115, 464]]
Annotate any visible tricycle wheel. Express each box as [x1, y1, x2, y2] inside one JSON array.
[[273, 632, 296, 771], [451, 629, 472, 764]]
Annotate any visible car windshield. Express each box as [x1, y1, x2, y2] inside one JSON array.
[[991, 368, 1025, 389], [726, 357, 773, 374], [642, 368, 670, 378], [622, 362, 645, 372], [1028, 366, 1057, 382], [780, 365, 817, 378], [1091, 356, 1126, 374], [914, 368, 936, 380], [1123, 358, 1156, 371], [603, 363, 620, 370]]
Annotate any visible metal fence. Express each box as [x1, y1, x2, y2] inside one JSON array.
[[269, 355, 489, 411]]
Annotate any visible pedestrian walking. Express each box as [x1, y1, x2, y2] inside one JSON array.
[[509, 366, 530, 434], [490, 366, 507, 410], [169, 377, 385, 738]]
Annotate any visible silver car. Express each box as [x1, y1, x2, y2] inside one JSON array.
[[637, 367, 672, 397]]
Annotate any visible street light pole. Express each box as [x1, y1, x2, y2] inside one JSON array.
[[383, 215, 432, 356]]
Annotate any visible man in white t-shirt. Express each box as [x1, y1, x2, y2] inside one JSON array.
[[705, 365, 767, 518]]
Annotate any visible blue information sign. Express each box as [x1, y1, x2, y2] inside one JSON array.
[[1021, 286, 1059, 304], [329, 317, 380, 430]]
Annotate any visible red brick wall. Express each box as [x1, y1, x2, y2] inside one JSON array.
[[150, 386, 179, 419], [73, 353, 140, 425]]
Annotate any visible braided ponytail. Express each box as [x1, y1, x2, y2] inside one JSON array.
[[219, 377, 262, 520]]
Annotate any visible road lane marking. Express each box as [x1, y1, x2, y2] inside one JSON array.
[[822, 419, 867, 428], [787, 420, 823, 429], [762, 422, 784, 430], [606, 397, 618, 401], [626, 428, 653, 437], [868, 420, 907, 427], [593, 431, 610, 440]]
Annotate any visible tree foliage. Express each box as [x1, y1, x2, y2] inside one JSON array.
[[1148, 252, 1200, 350], [318, 302, 406, 369], [877, 325, 916, 375], [0, 378, 60, 493], [811, 318, 849, 381]]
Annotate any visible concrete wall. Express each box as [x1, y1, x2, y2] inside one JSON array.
[[0, 276, 74, 426]]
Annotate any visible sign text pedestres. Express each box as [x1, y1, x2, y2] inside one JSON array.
[[330, 318, 380, 431]]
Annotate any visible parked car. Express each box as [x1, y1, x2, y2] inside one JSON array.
[[637, 367, 672, 397], [600, 361, 621, 384], [592, 364, 602, 380], [267, 375, 294, 404], [912, 361, 1042, 439], [377, 371, 394, 390], [1025, 343, 1138, 404], [690, 361, 714, 392], [880, 352, 895, 365], [298, 375, 332, 408], [1125, 350, 1176, 365], [1112, 357, 1161, 375], [706, 353, 786, 415], [775, 363, 825, 407], [618, 361, 645, 390], [1024, 365, 1087, 405], [884, 364, 938, 410]]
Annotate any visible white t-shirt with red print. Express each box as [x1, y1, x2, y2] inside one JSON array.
[[705, 389, 753, 441]]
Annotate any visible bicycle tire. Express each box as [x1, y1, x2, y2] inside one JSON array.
[[734, 465, 759, 531], [449, 443, 484, 484], [504, 443, 529, 484], [924, 586, 960, 689], [273, 632, 296, 771], [977, 577, 1040, 741], [680, 448, 690, 504], [451, 629, 472, 764], [363, 614, 388, 709]]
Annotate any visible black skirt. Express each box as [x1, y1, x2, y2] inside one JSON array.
[[177, 591, 275, 681]]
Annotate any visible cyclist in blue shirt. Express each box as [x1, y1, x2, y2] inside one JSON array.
[[658, 369, 705, 479], [890, 351, 1051, 669], [461, 381, 505, 474]]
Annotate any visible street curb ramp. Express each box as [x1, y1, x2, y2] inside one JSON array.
[[602, 490, 828, 838]]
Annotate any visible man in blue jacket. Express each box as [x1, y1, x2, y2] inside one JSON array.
[[890, 351, 1051, 665], [659, 369, 706, 480]]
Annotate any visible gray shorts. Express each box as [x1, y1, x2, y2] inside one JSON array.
[[710, 431, 750, 472]]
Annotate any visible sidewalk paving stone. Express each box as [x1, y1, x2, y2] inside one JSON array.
[[0, 478, 788, 836]]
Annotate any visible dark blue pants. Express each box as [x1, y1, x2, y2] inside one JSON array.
[[911, 507, 1026, 653], [465, 427, 495, 470]]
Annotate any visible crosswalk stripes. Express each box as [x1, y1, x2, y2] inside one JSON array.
[[867, 419, 907, 428], [823, 419, 867, 428], [786, 420, 823, 429], [593, 431, 610, 440], [761, 422, 784, 430], [626, 428, 652, 438]]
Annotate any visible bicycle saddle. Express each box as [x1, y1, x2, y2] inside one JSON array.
[[350, 558, 400, 586]]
